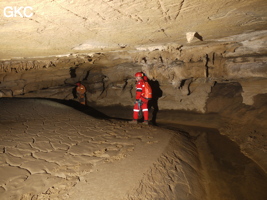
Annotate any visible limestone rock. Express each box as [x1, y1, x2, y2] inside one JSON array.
[[0, 0, 266, 59]]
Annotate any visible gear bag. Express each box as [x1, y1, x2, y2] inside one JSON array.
[[143, 81, 152, 100]]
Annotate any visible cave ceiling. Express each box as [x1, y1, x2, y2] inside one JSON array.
[[0, 0, 267, 60]]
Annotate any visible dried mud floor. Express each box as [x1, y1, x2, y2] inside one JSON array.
[[0, 98, 203, 200], [0, 98, 266, 200]]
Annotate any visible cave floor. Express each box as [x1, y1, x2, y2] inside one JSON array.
[[0, 98, 266, 200], [0, 98, 175, 199], [158, 123, 267, 200], [95, 103, 267, 200]]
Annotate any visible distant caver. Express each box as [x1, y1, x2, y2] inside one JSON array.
[[75, 81, 86, 105]]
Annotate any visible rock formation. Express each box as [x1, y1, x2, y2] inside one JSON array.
[[0, 0, 266, 199]]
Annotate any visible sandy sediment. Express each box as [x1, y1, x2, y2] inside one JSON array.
[[0, 99, 204, 200]]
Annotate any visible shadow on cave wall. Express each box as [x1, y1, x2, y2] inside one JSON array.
[[148, 79, 163, 125], [206, 82, 244, 114], [206, 82, 267, 128]]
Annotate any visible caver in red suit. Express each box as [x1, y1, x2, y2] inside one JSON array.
[[76, 82, 86, 105], [131, 72, 149, 124]]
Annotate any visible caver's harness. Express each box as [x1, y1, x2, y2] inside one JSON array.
[[137, 99, 143, 117]]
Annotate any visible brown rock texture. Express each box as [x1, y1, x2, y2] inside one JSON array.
[[0, 0, 266, 199], [0, 0, 266, 59]]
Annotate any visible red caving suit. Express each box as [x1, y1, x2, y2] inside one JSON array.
[[133, 78, 149, 121]]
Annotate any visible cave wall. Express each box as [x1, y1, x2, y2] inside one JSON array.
[[1, 32, 266, 111], [1, 32, 266, 173]]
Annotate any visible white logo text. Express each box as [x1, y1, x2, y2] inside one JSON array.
[[4, 6, 33, 18]]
